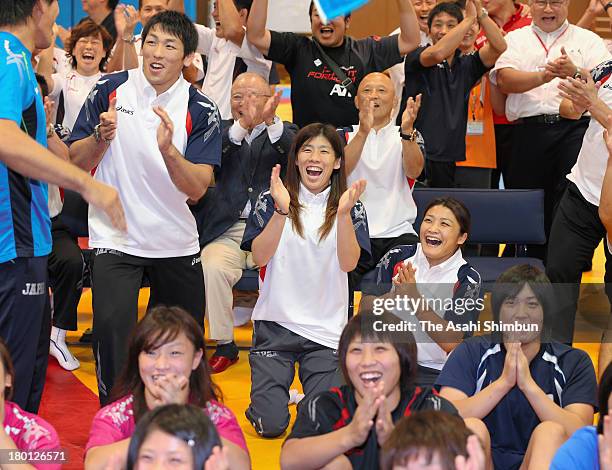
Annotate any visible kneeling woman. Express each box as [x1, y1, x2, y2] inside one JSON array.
[[84, 306, 250, 470], [375, 197, 482, 386], [241, 123, 371, 438], [280, 310, 458, 470]]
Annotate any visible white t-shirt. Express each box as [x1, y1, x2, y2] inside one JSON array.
[[490, 22, 611, 121], [68, 68, 222, 258], [53, 47, 71, 76], [195, 24, 272, 120], [347, 121, 420, 238], [242, 185, 371, 349], [50, 70, 102, 133], [567, 59, 612, 206], [48, 69, 101, 218]]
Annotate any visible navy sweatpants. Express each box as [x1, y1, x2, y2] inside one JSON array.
[[0, 257, 48, 411]]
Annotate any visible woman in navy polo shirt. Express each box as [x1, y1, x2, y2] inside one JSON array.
[[240, 123, 371, 438], [436, 264, 597, 470], [375, 197, 483, 387]]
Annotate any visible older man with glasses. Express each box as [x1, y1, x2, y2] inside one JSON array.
[[193, 72, 297, 373], [490, 0, 610, 265]]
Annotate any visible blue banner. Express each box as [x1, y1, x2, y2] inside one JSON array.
[[313, 0, 370, 22]]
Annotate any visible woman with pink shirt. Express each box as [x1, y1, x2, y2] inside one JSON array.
[[84, 306, 249, 470], [0, 340, 60, 470]]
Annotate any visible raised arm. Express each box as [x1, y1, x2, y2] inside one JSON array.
[[344, 101, 374, 175], [251, 165, 289, 266], [396, 0, 421, 55], [475, 0, 507, 68], [246, 0, 272, 55], [400, 94, 425, 179], [558, 72, 610, 124], [336, 180, 366, 272], [219, 0, 246, 46], [420, 11, 477, 67]]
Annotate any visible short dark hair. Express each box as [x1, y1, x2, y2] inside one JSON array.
[[0, 0, 54, 27], [490, 264, 554, 339], [423, 197, 471, 236], [141, 10, 198, 57], [65, 19, 113, 71], [428, 2, 464, 30], [308, 0, 351, 20], [380, 411, 473, 470], [0, 339, 15, 400], [108, 0, 119, 9], [338, 308, 418, 393], [126, 404, 222, 470], [598, 361, 612, 434]]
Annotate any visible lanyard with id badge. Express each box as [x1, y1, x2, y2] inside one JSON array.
[[467, 81, 485, 136]]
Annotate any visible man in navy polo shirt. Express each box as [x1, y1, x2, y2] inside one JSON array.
[[0, 0, 125, 412], [69, 10, 221, 404], [436, 265, 597, 470], [400, 0, 506, 188]]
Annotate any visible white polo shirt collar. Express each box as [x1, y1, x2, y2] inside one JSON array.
[[408, 244, 466, 283], [299, 182, 331, 205], [135, 66, 184, 106], [531, 20, 569, 44]]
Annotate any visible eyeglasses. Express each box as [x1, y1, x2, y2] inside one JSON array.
[[230, 93, 272, 103], [533, 0, 566, 8]]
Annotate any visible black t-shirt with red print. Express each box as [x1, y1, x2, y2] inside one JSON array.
[[287, 384, 457, 470], [267, 32, 402, 128]]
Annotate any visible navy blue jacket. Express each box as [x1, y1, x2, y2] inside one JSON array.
[[193, 119, 298, 247]]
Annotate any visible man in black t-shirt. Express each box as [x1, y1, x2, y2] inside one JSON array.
[[247, 0, 421, 128], [400, 0, 506, 188]]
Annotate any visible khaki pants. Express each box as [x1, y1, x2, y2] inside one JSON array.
[[201, 221, 256, 342]]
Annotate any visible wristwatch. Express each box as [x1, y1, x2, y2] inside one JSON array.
[[400, 128, 418, 142], [93, 123, 112, 144], [573, 68, 584, 80], [46, 124, 55, 139], [605, 2, 612, 11], [122, 35, 137, 44], [478, 7, 489, 20]]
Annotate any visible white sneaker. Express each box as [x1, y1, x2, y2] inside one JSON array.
[[49, 339, 80, 371], [288, 389, 305, 405]]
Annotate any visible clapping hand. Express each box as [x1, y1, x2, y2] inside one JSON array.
[[338, 179, 366, 216], [401, 94, 421, 134], [270, 164, 290, 215], [262, 90, 282, 126], [153, 106, 176, 155]]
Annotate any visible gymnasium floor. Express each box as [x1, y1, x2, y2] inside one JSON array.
[[38, 92, 606, 468]]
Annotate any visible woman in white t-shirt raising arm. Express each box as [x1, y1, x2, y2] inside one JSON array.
[[240, 123, 371, 438]]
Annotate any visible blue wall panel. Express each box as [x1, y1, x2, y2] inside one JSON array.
[[56, 0, 197, 29]]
